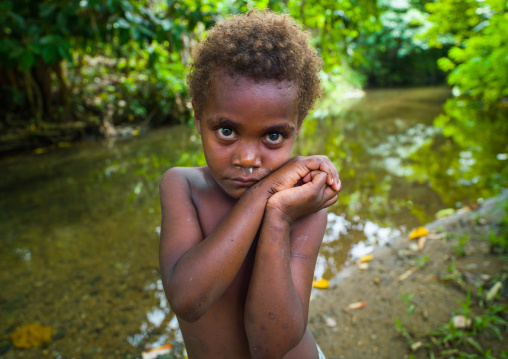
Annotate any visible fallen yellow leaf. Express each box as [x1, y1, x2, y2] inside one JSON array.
[[408, 227, 429, 240], [312, 278, 329, 289], [10, 323, 53, 349], [33, 147, 49, 155], [435, 208, 455, 218], [142, 343, 173, 359], [346, 301, 366, 310], [359, 254, 374, 263]]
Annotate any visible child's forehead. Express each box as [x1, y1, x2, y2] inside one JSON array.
[[210, 70, 298, 102]]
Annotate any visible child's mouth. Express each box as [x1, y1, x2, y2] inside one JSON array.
[[231, 178, 257, 186]]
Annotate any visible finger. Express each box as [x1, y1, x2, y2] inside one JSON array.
[[322, 186, 338, 204], [333, 176, 342, 193], [314, 156, 339, 189], [310, 171, 328, 186], [323, 195, 338, 208], [323, 185, 338, 198], [314, 156, 333, 186], [323, 157, 340, 191], [302, 173, 312, 184]]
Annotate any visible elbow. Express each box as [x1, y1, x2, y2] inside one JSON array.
[[249, 325, 306, 359], [168, 290, 208, 323]]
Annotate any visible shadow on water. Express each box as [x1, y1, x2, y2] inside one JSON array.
[[1, 86, 506, 357]]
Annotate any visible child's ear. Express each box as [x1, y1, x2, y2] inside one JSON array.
[[192, 102, 202, 135], [296, 123, 302, 136]]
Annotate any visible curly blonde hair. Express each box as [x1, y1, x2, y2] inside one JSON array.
[[187, 10, 323, 124]]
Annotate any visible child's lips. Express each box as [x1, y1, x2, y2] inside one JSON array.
[[230, 177, 258, 186]]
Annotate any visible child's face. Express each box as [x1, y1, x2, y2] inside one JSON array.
[[195, 72, 300, 199]]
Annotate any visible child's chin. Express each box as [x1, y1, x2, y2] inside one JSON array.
[[220, 185, 249, 200]]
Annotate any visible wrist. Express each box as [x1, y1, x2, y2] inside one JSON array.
[[246, 179, 274, 201], [265, 200, 293, 225]]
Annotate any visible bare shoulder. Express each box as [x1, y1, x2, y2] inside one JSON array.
[[160, 166, 204, 191], [159, 166, 211, 201]]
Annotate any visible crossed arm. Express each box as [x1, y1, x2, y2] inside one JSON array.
[[159, 156, 340, 357]]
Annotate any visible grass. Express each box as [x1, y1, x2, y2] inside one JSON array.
[[396, 282, 508, 358], [400, 293, 416, 315], [452, 234, 470, 257], [488, 230, 508, 255]]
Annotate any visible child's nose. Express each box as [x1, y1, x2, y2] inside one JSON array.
[[232, 141, 261, 169]]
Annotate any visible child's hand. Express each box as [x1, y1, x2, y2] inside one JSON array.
[[266, 170, 339, 224], [263, 155, 340, 194]]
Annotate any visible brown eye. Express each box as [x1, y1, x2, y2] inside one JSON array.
[[264, 132, 284, 145], [216, 127, 236, 140]]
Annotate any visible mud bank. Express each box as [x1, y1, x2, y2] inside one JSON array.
[[309, 191, 507, 359]]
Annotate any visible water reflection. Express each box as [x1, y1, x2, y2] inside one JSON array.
[[1, 86, 506, 358]]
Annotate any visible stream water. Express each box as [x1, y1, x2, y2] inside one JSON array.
[[1, 86, 505, 358]]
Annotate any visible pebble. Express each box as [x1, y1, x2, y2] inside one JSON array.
[[325, 317, 337, 328]]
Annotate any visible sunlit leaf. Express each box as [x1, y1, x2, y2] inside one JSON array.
[[312, 278, 329, 289], [359, 254, 373, 263], [408, 227, 429, 240], [10, 323, 53, 349]]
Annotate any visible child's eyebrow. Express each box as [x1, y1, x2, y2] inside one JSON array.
[[206, 117, 236, 128], [265, 124, 296, 135]]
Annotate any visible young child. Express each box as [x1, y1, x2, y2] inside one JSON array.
[[159, 10, 341, 359]]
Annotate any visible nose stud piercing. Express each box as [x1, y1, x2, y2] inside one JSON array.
[[235, 165, 254, 174]]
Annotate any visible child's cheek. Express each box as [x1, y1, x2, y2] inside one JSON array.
[[255, 167, 271, 180]]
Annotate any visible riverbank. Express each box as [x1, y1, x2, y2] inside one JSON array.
[[309, 191, 508, 358]]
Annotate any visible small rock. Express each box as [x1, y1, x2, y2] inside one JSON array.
[[453, 315, 472, 329], [486, 281, 503, 301], [410, 341, 423, 351], [422, 310, 429, 321], [358, 263, 369, 270], [325, 317, 337, 328]]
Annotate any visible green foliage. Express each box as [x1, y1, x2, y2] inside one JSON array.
[[489, 199, 508, 254], [272, 0, 380, 71], [356, 0, 448, 86], [0, 0, 226, 129], [401, 292, 416, 314], [0, 0, 383, 142], [405, 0, 508, 204], [423, 0, 508, 124], [453, 234, 470, 257]]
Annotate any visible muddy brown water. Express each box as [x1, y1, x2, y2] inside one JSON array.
[[0, 86, 504, 358]]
